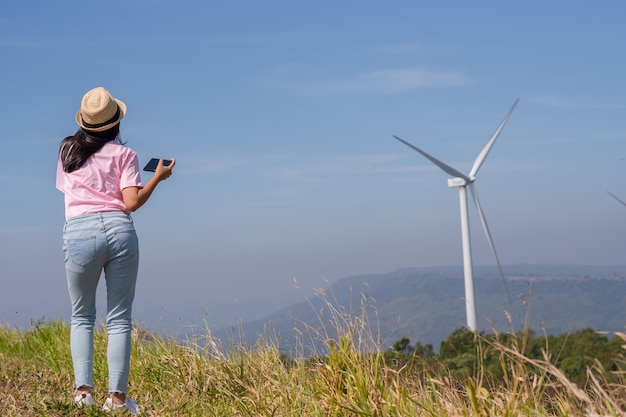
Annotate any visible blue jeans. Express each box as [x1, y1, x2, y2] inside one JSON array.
[[63, 211, 139, 394]]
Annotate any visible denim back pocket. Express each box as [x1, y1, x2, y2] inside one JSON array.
[[64, 236, 97, 266], [112, 230, 139, 260]]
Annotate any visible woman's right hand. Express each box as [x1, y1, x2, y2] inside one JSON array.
[[154, 158, 176, 182]]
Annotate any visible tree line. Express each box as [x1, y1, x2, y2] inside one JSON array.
[[384, 327, 625, 385]]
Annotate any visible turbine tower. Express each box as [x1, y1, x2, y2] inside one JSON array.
[[393, 99, 518, 331]]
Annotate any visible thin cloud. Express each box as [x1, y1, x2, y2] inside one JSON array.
[[245, 154, 438, 206], [193, 154, 262, 174], [0, 36, 151, 50], [286, 67, 468, 95], [320, 68, 468, 94], [191, 152, 431, 182], [378, 41, 451, 56], [189, 151, 536, 186], [192, 153, 289, 175], [0, 37, 70, 49], [270, 154, 537, 184], [340, 69, 467, 93], [0, 33, 278, 50], [531, 94, 588, 108], [530, 94, 624, 110], [379, 42, 427, 54], [263, 154, 434, 184], [202, 34, 282, 46]]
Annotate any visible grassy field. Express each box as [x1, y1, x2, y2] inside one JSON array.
[[2, 305, 626, 416]]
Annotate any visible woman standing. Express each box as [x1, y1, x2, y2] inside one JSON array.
[[56, 86, 174, 413]]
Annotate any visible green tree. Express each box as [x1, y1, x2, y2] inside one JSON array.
[[439, 328, 482, 377], [393, 337, 413, 355]]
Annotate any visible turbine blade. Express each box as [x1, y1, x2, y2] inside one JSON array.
[[393, 135, 471, 182], [608, 191, 626, 207], [468, 183, 512, 304], [469, 99, 519, 179]]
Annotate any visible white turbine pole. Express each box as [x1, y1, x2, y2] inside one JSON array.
[[457, 184, 477, 331], [449, 176, 477, 330]]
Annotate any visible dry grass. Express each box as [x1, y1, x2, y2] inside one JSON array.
[[1, 297, 626, 416]]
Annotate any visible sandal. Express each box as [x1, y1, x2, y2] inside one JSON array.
[[102, 397, 140, 414], [74, 392, 94, 407]]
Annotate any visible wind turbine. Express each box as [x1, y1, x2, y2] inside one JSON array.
[[393, 99, 518, 331]]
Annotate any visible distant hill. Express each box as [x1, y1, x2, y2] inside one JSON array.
[[213, 265, 626, 355]]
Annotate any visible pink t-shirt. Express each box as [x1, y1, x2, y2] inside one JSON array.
[[56, 142, 143, 220]]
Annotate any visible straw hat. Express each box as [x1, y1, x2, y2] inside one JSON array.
[[75, 87, 127, 132]]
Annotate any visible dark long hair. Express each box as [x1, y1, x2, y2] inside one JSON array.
[[59, 125, 122, 173]]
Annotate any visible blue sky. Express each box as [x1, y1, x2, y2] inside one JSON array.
[[1, 1, 625, 334]]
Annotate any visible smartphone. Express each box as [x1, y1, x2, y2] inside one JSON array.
[[143, 158, 172, 172]]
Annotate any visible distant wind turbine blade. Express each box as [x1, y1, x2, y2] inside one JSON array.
[[468, 183, 513, 304], [469, 99, 519, 179], [393, 135, 471, 182], [607, 191, 626, 207]]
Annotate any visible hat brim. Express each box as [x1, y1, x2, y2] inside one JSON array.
[[76, 99, 127, 132]]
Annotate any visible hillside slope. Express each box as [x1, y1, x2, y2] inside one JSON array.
[[215, 264, 626, 354]]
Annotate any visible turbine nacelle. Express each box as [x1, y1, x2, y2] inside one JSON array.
[[448, 177, 470, 187]]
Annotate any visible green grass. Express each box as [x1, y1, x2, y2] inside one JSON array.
[[2, 303, 626, 416]]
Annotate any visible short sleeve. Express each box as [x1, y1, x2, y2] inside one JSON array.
[[119, 151, 143, 190], [56, 157, 65, 192]]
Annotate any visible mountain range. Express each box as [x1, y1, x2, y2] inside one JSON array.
[[213, 264, 626, 355]]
